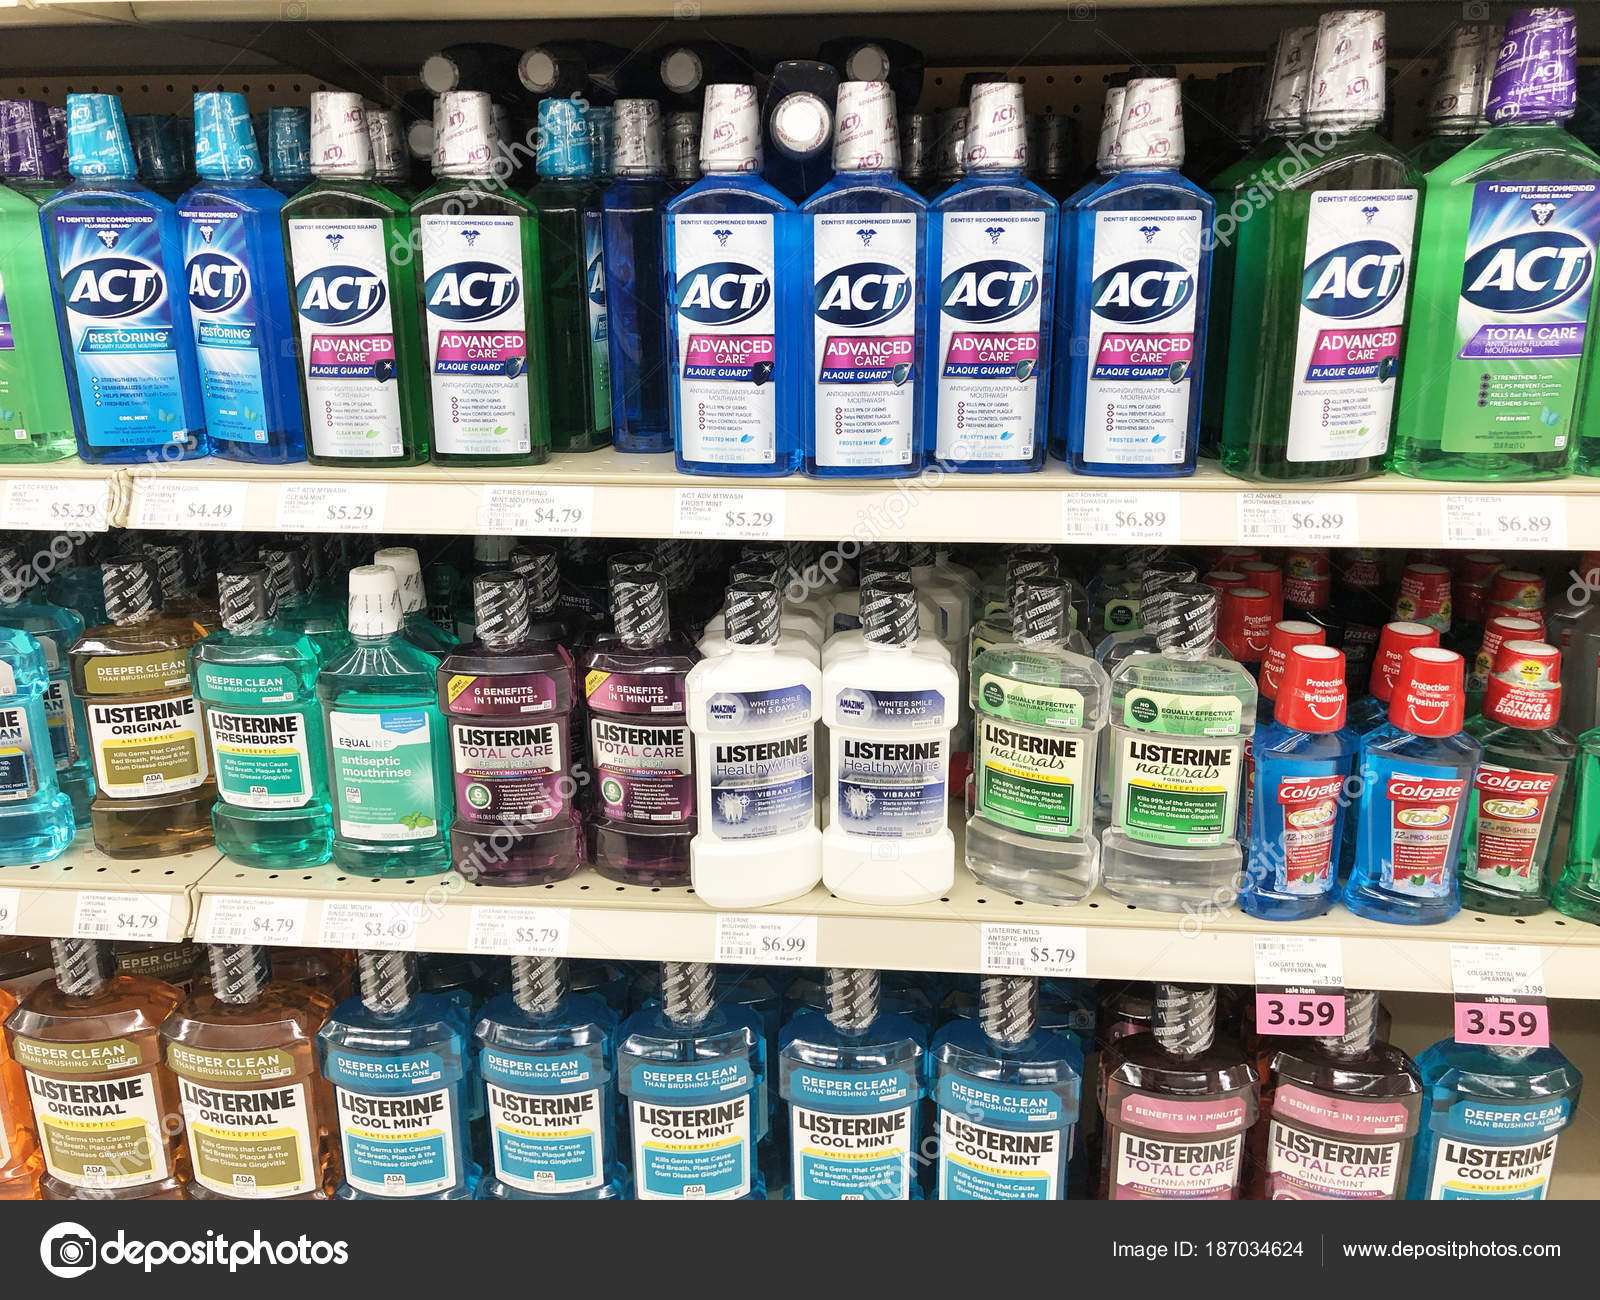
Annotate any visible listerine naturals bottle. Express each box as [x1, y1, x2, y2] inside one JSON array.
[[373, 545, 458, 656], [665, 84, 802, 476], [779, 968, 925, 1200], [930, 975, 1080, 1200], [283, 92, 429, 466], [161, 944, 337, 1200], [1218, 10, 1419, 482], [1410, 23, 1494, 173], [619, 961, 766, 1200], [801, 80, 927, 478], [1398, 7, 1600, 480], [474, 957, 626, 1200], [191, 564, 331, 869], [927, 80, 1055, 473], [42, 94, 208, 463], [1101, 583, 1256, 911], [319, 950, 478, 1199], [1062, 77, 1211, 476], [0, 625, 74, 863], [416, 91, 550, 467], [318, 564, 452, 878]]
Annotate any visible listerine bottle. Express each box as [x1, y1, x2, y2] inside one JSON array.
[[0, 981, 40, 1198], [779, 967, 924, 1200], [0, 624, 73, 864], [259, 540, 349, 661], [319, 950, 478, 1199], [618, 961, 766, 1200], [1410, 23, 1494, 173], [373, 545, 458, 656], [265, 105, 311, 198], [1398, 8, 1600, 480]]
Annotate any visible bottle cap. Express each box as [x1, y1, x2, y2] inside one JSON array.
[[1274, 644, 1348, 732], [191, 92, 261, 182], [613, 99, 665, 176], [1488, 568, 1544, 610], [1370, 620, 1440, 704], [612, 572, 670, 648], [905, 541, 934, 570], [474, 573, 532, 648], [1303, 9, 1388, 131], [1485, 602, 1546, 638], [101, 554, 160, 623], [1259, 619, 1326, 702], [1237, 561, 1284, 619], [772, 91, 833, 158], [67, 93, 137, 180], [0, 100, 65, 180], [1429, 23, 1495, 126], [409, 119, 437, 164], [1004, 556, 1057, 617], [1337, 548, 1385, 590], [1457, 551, 1503, 585], [667, 111, 702, 182], [587, 105, 615, 178], [1015, 576, 1072, 645], [537, 98, 593, 177], [1284, 549, 1331, 612], [1387, 646, 1466, 736], [1095, 86, 1127, 171], [699, 84, 762, 174], [433, 91, 496, 177], [144, 544, 189, 601], [474, 535, 513, 566], [833, 81, 899, 172], [654, 539, 696, 591], [1472, 614, 1542, 684], [934, 106, 968, 178], [1393, 562, 1452, 631], [309, 92, 373, 178], [518, 47, 563, 95], [259, 543, 311, 601], [1202, 568, 1248, 592], [729, 559, 781, 590], [217, 564, 277, 632], [964, 81, 1027, 172], [366, 108, 409, 181], [1145, 582, 1219, 658], [1023, 114, 1044, 176], [607, 550, 656, 586], [510, 543, 560, 615], [1152, 983, 1215, 1058], [1487, 7, 1578, 124], [372, 546, 426, 615], [844, 42, 892, 83], [1038, 112, 1076, 178], [862, 578, 920, 647], [419, 52, 465, 95], [348, 565, 403, 638], [1115, 77, 1185, 168], [1263, 26, 1318, 132], [267, 105, 311, 185], [1483, 639, 1562, 727], [660, 47, 704, 95], [725, 580, 781, 647], [1219, 586, 1275, 664], [1140, 558, 1200, 600], [128, 113, 184, 187], [900, 111, 932, 180]]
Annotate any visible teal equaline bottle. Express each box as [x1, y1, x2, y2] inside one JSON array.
[[319, 949, 479, 1200], [665, 84, 802, 476], [42, 93, 209, 464], [619, 961, 767, 1200], [1410, 24, 1494, 173], [0, 624, 74, 863], [474, 957, 627, 1200]]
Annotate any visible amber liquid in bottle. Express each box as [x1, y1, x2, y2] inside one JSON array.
[[0, 984, 42, 1198]]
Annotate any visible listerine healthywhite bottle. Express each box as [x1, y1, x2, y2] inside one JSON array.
[[822, 571, 953, 669], [822, 580, 958, 903], [686, 580, 822, 907]]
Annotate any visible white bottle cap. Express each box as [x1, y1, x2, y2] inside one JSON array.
[[408, 118, 435, 162], [833, 81, 899, 172], [613, 98, 665, 175], [661, 48, 704, 95], [366, 107, 408, 181], [1304, 9, 1388, 130], [1115, 77, 1185, 168], [348, 565, 402, 638], [1263, 27, 1318, 132], [372, 546, 426, 615], [310, 91, 373, 177], [699, 83, 762, 173], [771, 92, 832, 157], [1095, 85, 1126, 171], [845, 43, 892, 83], [433, 91, 495, 177], [963, 81, 1027, 171], [1428, 22, 1494, 126]]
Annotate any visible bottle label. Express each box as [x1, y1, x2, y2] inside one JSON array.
[[835, 733, 947, 838], [703, 683, 812, 730], [81, 649, 191, 695], [481, 1045, 608, 1196], [934, 1077, 1072, 1202], [50, 208, 191, 449], [977, 669, 1084, 728], [85, 692, 207, 798], [288, 217, 405, 459], [672, 212, 777, 466], [589, 717, 693, 825], [1080, 208, 1203, 466], [195, 661, 301, 707], [1113, 732, 1243, 847], [328, 708, 441, 842], [1284, 190, 1416, 463], [975, 716, 1086, 837], [1370, 763, 1470, 897], [444, 671, 562, 717], [206, 707, 315, 810], [1468, 763, 1559, 893], [584, 209, 612, 432], [785, 1065, 917, 1202], [1424, 1096, 1570, 1200], [1122, 686, 1242, 736], [1440, 181, 1600, 456], [1112, 1128, 1244, 1200], [323, 1049, 461, 1198], [45, 675, 78, 770], [450, 719, 568, 826], [833, 686, 946, 729], [585, 669, 685, 715], [811, 210, 918, 468], [0, 703, 40, 801], [706, 727, 814, 841], [625, 1058, 755, 1200], [173, 1062, 318, 1199], [1272, 771, 1345, 894], [25, 1066, 170, 1190], [180, 204, 271, 446], [1265, 1083, 1416, 1200], [935, 209, 1047, 463]]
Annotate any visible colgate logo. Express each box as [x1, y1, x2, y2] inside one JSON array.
[[1387, 776, 1466, 803], [1475, 768, 1557, 798], [1279, 775, 1344, 804]]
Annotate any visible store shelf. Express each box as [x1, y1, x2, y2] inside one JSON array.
[[0, 464, 117, 533], [0, 839, 213, 944]]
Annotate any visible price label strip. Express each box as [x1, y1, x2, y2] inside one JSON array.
[[275, 481, 390, 533], [1237, 492, 1360, 546], [199, 895, 309, 947], [2, 478, 109, 532], [1450, 942, 1550, 1048], [714, 913, 817, 966], [1441, 494, 1567, 549], [72, 891, 174, 943], [0, 885, 19, 936], [317, 899, 422, 951], [979, 923, 1088, 979], [1062, 492, 1181, 545], [131, 478, 249, 531], [467, 905, 571, 957], [674, 488, 787, 541], [1253, 934, 1346, 1036], [477, 485, 594, 537]]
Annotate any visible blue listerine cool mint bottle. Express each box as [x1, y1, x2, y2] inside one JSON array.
[[665, 84, 802, 476], [0, 624, 74, 863], [801, 80, 927, 478], [927, 80, 1056, 473], [42, 93, 208, 464]]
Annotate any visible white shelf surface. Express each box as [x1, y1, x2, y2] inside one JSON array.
[[0, 840, 213, 944]]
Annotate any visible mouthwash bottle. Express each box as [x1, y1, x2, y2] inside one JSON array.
[[801, 80, 927, 478], [0, 982, 40, 1198], [779, 968, 925, 1200], [665, 84, 802, 476], [1396, 8, 1600, 480], [259, 541, 349, 661], [373, 545, 458, 656], [318, 564, 452, 878], [1343, 647, 1481, 924], [474, 957, 627, 1200], [5, 938, 187, 1199], [192, 564, 331, 869], [1406, 1035, 1581, 1199], [927, 81, 1055, 472], [129, 113, 186, 201], [929, 975, 1080, 1200], [0, 624, 74, 864], [619, 961, 766, 1200], [266, 106, 311, 198], [42, 94, 208, 463], [416, 91, 550, 467], [1062, 77, 1211, 476], [1348, 620, 1439, 733], [438, 573, 579, 885], [1218, 10, 1419, 482], [69, 554, 213, 859], [1410, 24, 1494, 173], [319, 950, 479, 1199], [367, 109, 416, 203], [161, 944, 337, 1200], [1552, 724, 1600, 920], [283, 92, 429, 467], [1099, 983, 1258, 1199]]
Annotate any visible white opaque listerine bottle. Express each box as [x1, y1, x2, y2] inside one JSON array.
[[1100, 582, 1257, 911], [824, 560, 948, 661], [822, 579, 959, 904], [686, 579, 822, 907]]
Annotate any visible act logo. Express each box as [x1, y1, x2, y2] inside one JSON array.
[[939, 259, 1037, 323], [295, 265, 386, 326], [63, 258, 164, 318], [1091, 258, 1193, 323], [1301, 240, 1407, 319], [41, 1222, 97, 1279], [1461, 231, 1592, 314], [187, 251, 249, 314], [813, 262, 912, 327], [423, 261, 520, 322], [676, 262, 770, 325]]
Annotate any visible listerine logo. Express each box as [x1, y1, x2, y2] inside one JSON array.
[[423, 260, 520, 322], [1301, 239, 1407, 320], [63, 257, 165, 318], [186, 251, 249, 314], [676, 261, 770, 325], [939, 259, 1037, 323], [1460, 231, 1592, 313], [1090, 258, 1192, 323], [296, 264, 386, 325], [814, 262, 912, 326], [587, 252, 605, 306]]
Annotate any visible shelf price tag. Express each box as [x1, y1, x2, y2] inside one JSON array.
[[1061, 492, 1180, 545], [1442, 495, 1567, 549], [1237, 492, 1359, 546], [199, 895, 308, 947], [467, 905, 571, 957], [979, 923, 1087, 979], [477, 485, 594, 537], [275, 482, 389, 533], [1253, 934, 1346, 1036], [72, 891, 174, 943], [714, 913, 816, 966], [1449, 942, 1550, 1048], [0, 886, 19, 935], [674, 488, 786, 541], [2, 478, 109, 532], [131, 478, 248, 531], [317, 899, 421, 951]]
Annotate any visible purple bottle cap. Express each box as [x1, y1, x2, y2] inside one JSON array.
[[1116, 77, 1185, 168], [1304, 10, 1388, 130], [0, 100, 64, 180], [1486, 7, 1577, 125], [963, 81, 1026, 172]]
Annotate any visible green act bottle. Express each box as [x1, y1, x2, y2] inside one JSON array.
[[283, 92, 430, 467], [1553, 723, 1600, 921], [1393, 8, 1600, 481], [1218, 10, 1419, 483], [1407, 23, 1493, 175]]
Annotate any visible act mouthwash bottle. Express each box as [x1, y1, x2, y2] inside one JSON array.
[[1395, 7, 1600, 480], [266, 106, 311, 198], [0, 625, 74, 864], [1409, 23, 1494, 173], [1218, 10, 1419, 482]]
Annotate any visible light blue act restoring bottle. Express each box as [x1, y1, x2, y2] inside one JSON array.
[[42, 93, 208, 464], [665, 84, 802, 476], [1062, 77, 1211, 476], [927, 81, 1055, 473], [0, 624, 74, 863], [801, 80, 927, 478], [266, 106, 312, 199]]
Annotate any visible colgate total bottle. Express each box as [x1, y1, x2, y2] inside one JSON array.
[[1347, 620, 1439, 734]]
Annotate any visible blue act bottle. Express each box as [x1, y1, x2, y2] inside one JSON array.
[[1061, 78, 1211, 476], [926, 81, 1055, 474], [265, 106, 312, 198], [178, 92, 305, 463], [0, 626, 74, 863], [42, 94, 208, 463], [800, 81, 927, 478], [665, 84, 802, 476]]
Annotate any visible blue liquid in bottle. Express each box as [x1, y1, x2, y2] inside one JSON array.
[[0, 626, 74, 863], [265, 106, 312, 199]]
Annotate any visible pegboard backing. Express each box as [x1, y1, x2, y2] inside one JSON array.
[[0, 74, 344, 115]]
